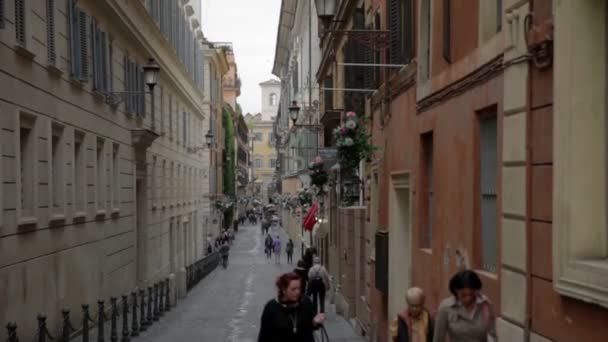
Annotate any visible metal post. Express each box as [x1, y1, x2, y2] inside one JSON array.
[[6, 322, 18, 342], [82, 304, 92, 342], [37, 313, 53, 342], [97, 300, 106, 342], [138, 288, 146, 332], [158, 281, 165, 314], [146, 286, 153, 325], [61, 309, 75, 342], [130, 291, 139, 336], [150, 88, 156, 131], [110, 297, 118, 342], [164, 279, 171, 311], [120, 295, 130, 342], [153, 283, 159, 321]]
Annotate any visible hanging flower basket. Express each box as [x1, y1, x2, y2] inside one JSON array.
[[309, 156, 329, 195], [298, 189, 313, 206], [333, 111, 376, 176]]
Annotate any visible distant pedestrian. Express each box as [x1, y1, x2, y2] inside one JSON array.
[[293, 260, 309, 295], [257, 272, 325, 342], [286, 239, 295, 264], [273, 236, 282, 264], [307, 257, 330, 314], [265, 234, 274, 259]]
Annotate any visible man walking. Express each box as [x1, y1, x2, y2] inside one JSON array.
[[272, 235, 282, 264], [265, 234, 273, 259], [286, 239, 295, 264], [308, 257, 330, 314]]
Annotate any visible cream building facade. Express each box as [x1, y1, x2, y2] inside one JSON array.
[[0, 0, 215, 337], [245, 113, 276, 201]]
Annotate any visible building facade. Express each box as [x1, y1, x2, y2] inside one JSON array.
[[0, 0, 216, 337], [311, 1, 608, 342], [245, 112, 276, 201]]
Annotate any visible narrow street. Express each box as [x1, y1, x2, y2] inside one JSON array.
[[137, 223, 364, 342]]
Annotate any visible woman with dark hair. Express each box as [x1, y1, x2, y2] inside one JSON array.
[[258, 272, 325, 342], [433, 270, 496, 342]]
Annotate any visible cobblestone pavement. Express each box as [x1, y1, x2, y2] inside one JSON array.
[[137, 223, 365, 342]]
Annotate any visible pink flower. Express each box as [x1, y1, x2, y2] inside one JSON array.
[[340, 127, 347, 136], [314, 156, 323, 164], [346, 111, 357, 118]]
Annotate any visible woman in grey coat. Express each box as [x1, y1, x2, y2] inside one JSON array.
[[433, 271, 496, 342]]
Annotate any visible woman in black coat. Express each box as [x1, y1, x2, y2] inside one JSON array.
[[258, 272, 325, 342]]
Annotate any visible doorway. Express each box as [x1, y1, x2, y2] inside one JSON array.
[[387, 172, 412, 330]]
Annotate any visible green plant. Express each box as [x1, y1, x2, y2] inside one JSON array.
[[333, 111, 376, 175], [298, 189, 313, 206], [223, 107, 236, 225], [309, 156, 328, 194]]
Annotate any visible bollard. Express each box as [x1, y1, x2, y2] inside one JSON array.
[[97, 300, 106, 342], [120, 295, 130, 342], [138, 288, 146, 332], [130, 291, 139, 337], [37, 313, 54, 342], [153, 283, 159, 321], [158, 281, 165, 315], [146, 286, 153, 325], [61, 309, 76, 342], [82, 304, 92, 342], [164, 278, 171, 311], [110, 297, 118, 342], [6, 322, 18, 342]]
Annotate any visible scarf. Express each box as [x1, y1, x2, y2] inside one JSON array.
[[398, 309, 429, 342]]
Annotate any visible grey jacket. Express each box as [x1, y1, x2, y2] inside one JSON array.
[[432, 295, 496, 342]]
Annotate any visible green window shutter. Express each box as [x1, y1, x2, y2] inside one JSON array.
[[15, 0, 26, 47], [79, 10, 89, 81], [46, 0, 56, 64]]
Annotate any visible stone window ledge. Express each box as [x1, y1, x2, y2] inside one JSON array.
[[18, 217, 38, 227]]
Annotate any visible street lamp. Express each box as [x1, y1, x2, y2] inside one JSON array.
[[142, 58, 161, 91], [187, 130, 214, 153], [289, 101, 301, 125], [314, 0, 337, 25]]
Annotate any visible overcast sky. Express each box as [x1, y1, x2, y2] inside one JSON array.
[[200, 0, 281, 115]]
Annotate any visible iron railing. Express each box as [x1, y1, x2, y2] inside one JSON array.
[[5, 278, 172, 342], [185, 252, 221, 291]]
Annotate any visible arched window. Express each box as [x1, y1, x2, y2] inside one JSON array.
[[269, 93, 277, 106]]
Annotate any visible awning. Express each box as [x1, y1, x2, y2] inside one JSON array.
[[303, 203, 319, 231]]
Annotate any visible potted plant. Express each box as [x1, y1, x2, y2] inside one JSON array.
[[333, 111, 375, 176]]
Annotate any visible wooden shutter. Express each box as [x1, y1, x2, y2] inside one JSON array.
[[79, 10, 88, 81], [46, 0, 56, 64], [68, 1, 79, 78], [480, 115, 498, 272], [388, 0, 401, 65], [107, 34, 113, 92], [0, 0, 5, 29], [100, 32, 108, 91], [443, 0, 451, 63], [15, 0, 26, 47], [91, 18, 98, 89], [403, 0, 414, 64]]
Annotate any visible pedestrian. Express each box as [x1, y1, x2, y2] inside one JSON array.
[[265, 234, 274, 259], [390, 287, 434, 342], [257, 272, 325, 342], [307, 257, 330, 314], [433, 270, 496, 342], [293, 260, 309, 296], [286, 239, 295, 264], [273, 236, 282, 264], [303, 248, 314, 272]]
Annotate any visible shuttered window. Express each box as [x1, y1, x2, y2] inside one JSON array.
[[68, 1, 88, 81], [388, 0, 414, 66], [496, 0, 502, 32], [443, 0, 451, 63], [324, 75, 333, 111], [46, 0, 56, 64], [479, 113, 497, 273], [421, 132, 434, 249], [91, 19, 111, 92], [15, 0, 25, 47], [0, 0, 5, 29]]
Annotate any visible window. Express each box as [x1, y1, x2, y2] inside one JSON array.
[[270, 159, 277, 168], [268, 132, 275, 146], [255, 159, 262, 168], [15, 0, 25, 47], [479, 113, 497, 273], [91, 18, 111, 92], [74, 131, 85, 213], [419, 0, 432, 81], [443, 0, 451, 63], [0, 0, 5, 29], [160, 86, 165, 134], [388, 0, 414, 65], [68, 0, 88, 81], [111, 143, 119, 210], [51, 123, 65, 215], [46, 0, 56, 64], [151, 156, 157, 209], [168, 93, 173, 139], [123, 56, 145, 116], [19, 114, 36, 216], [293, 62, 299, 94], [553, 0, 608, 306], [161, 159, 166, 207], [480, 0, 502, 42], [96, 138, 105, 211], [269, 93, 278, 106], [420, 132, 433, 249], [254, 132, 262, 141]]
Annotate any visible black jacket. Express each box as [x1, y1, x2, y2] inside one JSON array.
[[293, 267, 309, 293], [258, 297, 317, 342]]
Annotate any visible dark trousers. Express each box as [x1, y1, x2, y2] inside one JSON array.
[[287, 252, 293, 264], [311, 287, 326, 314]]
